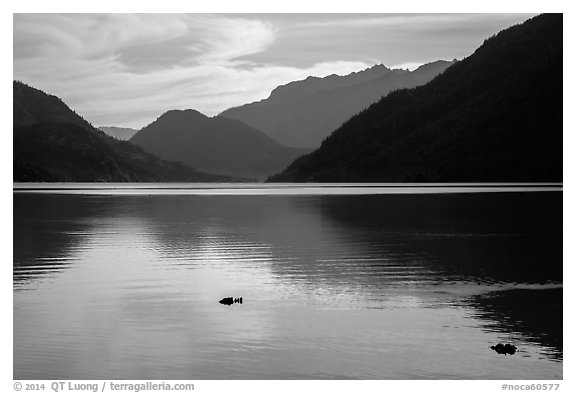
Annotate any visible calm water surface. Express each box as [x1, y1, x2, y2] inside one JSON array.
[[13, 188, 562, 379]]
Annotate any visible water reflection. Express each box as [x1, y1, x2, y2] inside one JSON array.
[[469, 288, 562, 360], [13, 195, 105, 287], [13, 191, 562, 379], [316, 193, 562, 283]]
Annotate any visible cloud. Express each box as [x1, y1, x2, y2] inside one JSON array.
[[190, 15, 277, 64], [299, 13, 532, 30], [14, 14, 190, 61], [232, 13, 534, 72], [14, 14, 372, 128]]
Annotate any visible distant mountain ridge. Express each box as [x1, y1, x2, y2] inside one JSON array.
[[270, 14, 562, 182], [268, 63, 396, 100], [99, 126, 139, 141], [220, 60, 455, 148], [130, 110, 310, 180], [13, 82, 231, 182]]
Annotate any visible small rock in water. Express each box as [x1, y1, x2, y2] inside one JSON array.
[[490, 343, 517, 355], [219, 297, 243, 306]]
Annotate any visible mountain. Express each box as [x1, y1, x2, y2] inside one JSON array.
[[98, 126, 139, 140], [270, 14, 562, 183], [13, 82, 232, 182], [130, 110, 311, 180], [14, 81, 93, 129], [220, 60, 455, 148]]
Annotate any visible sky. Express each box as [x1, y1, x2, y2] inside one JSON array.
[[13, 13, 534, 129]]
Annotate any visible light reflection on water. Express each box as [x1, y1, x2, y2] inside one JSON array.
[[13, 191, 562, 379]]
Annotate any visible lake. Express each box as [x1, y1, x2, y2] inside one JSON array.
[[13, 185, 563, 379]]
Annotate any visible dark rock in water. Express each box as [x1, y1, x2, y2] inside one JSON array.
[[219, 297, 243, 306], [490, 343, 517, 355]]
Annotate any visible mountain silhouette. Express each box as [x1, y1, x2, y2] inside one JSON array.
[[13, 82, 232, 182], [270, 14, 562, 182], [220, 60, 454, 148], [14, 81, 93, 130], [130, 110, 311, 180], [98, 126, 139, 141]]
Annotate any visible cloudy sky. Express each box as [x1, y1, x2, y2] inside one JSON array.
[[13, 13, 534, 129]]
